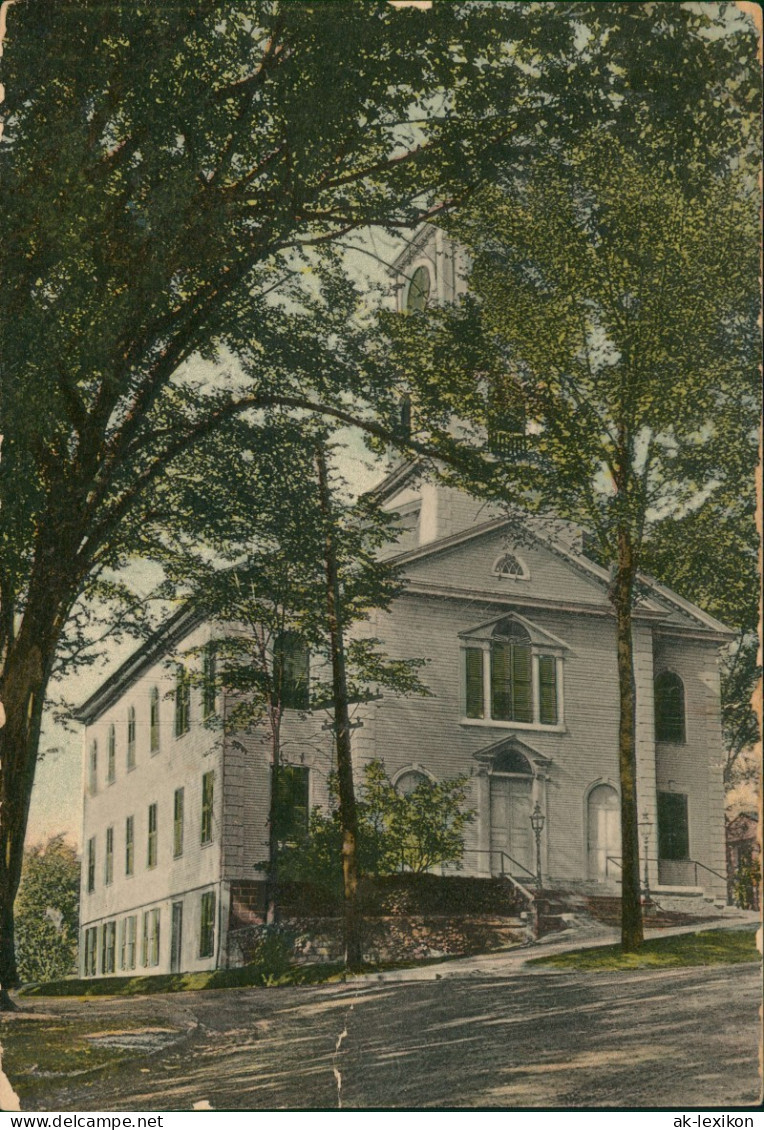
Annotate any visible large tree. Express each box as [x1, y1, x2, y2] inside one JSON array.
[[172, 424, 427, 965], [0, 0, 757, 1002], [387, 138, 759, 950]]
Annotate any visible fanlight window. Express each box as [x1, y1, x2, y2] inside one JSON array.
[[654, 671, 685, 744], [493, 553, 528, 580], [491, 749, 533, 775]]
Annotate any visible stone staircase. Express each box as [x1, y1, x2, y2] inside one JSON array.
[[533, 886, 727, 939]]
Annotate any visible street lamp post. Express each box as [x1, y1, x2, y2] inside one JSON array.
[[530, 803, 545, 890], [640, 811, 652, 904]]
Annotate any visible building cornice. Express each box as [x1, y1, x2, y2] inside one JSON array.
[[73, 606, 204, 725]]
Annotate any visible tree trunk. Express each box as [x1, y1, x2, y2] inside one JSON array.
[[316, 447, 363, 971], [265, 729, 281, 927], [0, 632, 54, 1005], [612, 527, 644, 952]]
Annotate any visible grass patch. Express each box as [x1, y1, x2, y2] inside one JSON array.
[[0, 1015, 168, 1103], [528, 927, 761, 972], [20, 960, 347, 998], [20, 952, 456, 999]]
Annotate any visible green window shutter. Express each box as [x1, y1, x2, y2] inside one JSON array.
[[491, 641, 512, 720], [465, 647, 484, 718], [539, 655, 558, 725], [511, 641, 533, 723]]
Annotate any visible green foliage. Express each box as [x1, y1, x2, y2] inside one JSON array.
[[15, 837, 80, 984], [528, 928, 761, 971], [732, 856, 761, 912], [279, 760, 475, 892]]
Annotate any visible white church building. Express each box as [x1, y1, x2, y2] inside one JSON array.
[[74, 229, 732, 977]]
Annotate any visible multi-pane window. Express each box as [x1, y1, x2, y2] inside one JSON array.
[[150, 687, 160, 754], [125, 815, 134, 876], [83, 926, 98, 976], [142, 908, 160, 967], [202, 645, 217, 721], [199, 891, 216, 958], [104, 826, 114, 886], [101, 920, 116, 974], [200, 772, 214, 844], [463, 618, 561, 727], [657, 792, 690, 860], [173, 787, 185, 858], [175, 665, 191, 737], [88, 740, 98, 795], [87, 837, 96, 893], [655, 672, 686, 744], [120, 915, 137, 971], [127, 706, 136, 770], [273, 765, 310, 843], [273, 632, 310, 710], [107, 725, 116, 784], [147, 802, 158, 868]]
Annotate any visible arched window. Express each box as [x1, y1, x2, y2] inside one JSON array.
[[654, 671, 685, 743], [395, 769, 431, 796], [107, 725, 116, 784], [405, 265, 431, 313], [491, 620, 533, 723], [492, 553, 528, 580], [150, 687, 160, 753], [127, 707, 136, 769], [274, 632, 310, 711]]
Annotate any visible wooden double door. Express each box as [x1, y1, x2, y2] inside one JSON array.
[[489, 774, 534, 876]]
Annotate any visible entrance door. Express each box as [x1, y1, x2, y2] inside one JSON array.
[[587, 785, 620, 881], [490, 775, 533, 876], [170, 901, 183, 973]]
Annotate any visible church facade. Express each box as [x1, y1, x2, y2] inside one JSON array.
[[75, 466, 731, 977]]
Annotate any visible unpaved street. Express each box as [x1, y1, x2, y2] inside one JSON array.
[[6, 961, 762, 1111]]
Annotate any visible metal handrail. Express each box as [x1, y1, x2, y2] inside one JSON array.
[[605, 855, 727, 888], [452, 848, 537, 903]]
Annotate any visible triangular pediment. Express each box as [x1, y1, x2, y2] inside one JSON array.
[[459, 610, 571, 653], [473, 735, 553, 774]]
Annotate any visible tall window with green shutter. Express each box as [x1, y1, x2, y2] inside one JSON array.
[[491, 622, 533, 723], [465, 647, 484, 719], [538, 655, 558, 725], [462, 617, 561, 726], [147, 802, 158, 868], [199, 890, 216, 958], [201, 771, 214, 844], [150, 687, 160, 753], [173, 787, 184, 858]]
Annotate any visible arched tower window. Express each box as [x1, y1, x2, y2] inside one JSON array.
[[405, 265, 431, 313], [654, 671, 685, 743], [491, 620, 533, 723]]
